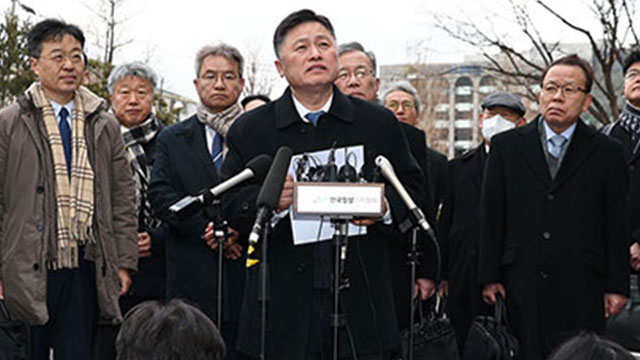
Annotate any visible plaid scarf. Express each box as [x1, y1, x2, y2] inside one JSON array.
[[121, 115, 161, 230], [196, 102, 243, 154], [620, 102, 640, 148], [26, 82, 95, 269]]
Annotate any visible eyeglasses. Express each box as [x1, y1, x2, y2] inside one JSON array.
[[541, 82, 587, 98], [199, 71, 239, 84], [386, 100, 415, 111], [43, 51, 84, 65], [626, 70, 640, 81], [336, 68, 374, 82]]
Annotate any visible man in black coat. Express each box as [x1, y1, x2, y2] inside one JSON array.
[[479, 54, 630, 360], [221, 9, 424, 360], [439, 91, 526, 351], [148, 44, 246, 360], [94, 62, 170, 360], [334, 41, 436, 333], [605, 50, 640, 275]]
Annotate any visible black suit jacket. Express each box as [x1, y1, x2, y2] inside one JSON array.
[[222, 87, 424, 358], [148, 115, 245, 322], [478, 117, 629, 359], [426, 146, 449, 216]]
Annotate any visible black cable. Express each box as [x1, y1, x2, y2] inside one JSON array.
[[355, 224, 384, 359]]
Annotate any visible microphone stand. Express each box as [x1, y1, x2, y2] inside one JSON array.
[[330, 218, 350, 360], [399, 209, 434, 360], [259, 223, 270, 360], [205, 195, 229, 330]]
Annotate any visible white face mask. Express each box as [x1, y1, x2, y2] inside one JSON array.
[[482, 114, 516, 141]]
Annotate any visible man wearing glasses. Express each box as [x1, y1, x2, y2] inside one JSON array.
[[604, 50, 640, 275], [334, 42, 437, 344], [148, 43, 245, 359], [478, 54, 629, 360]]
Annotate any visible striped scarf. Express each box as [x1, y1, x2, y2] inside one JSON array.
[[620, 102, 640, 148], [121, 115, 160, 230], [26, 82, 95, 269], [196, 102, 243, 155]]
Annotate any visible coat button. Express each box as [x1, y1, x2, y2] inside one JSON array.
[[542, 231, 551, 240], [540, 271, 549, 280], [295, 263, 307, 273], [547, 194, 554, 201], [241, 202, 250, 211], [36, 186, 44, 193], [630, 165, 636, 171], [37, 224, 44, 232], [33, 263, 40, 271]]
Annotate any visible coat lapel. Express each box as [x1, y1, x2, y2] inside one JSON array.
[[550, 120, 597, 192], [178, 116, 219, 183], [467, 145, 485, 192], [516, 120, 552, 187]]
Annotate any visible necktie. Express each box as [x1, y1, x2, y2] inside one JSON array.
[[548, 134, 567, 178], [59, 107, 72, 177], [305, 111, 325, 126], [211, 133, 223, 171], [548, 134, 567, 159]]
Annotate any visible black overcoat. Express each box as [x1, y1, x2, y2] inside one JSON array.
[[478, 118, 630, 360], [148, 115, 246, 324], [221, 87, 424, 358]]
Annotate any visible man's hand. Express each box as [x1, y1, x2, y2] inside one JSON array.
[[118, 268, 132, 296], [224, 242, 243, 260], [630, 243, 640, 271], [0, 279, 3, 300], [203, 223, 239, 251], [604, 293, 628, 317], [482, 282, 506, 304], [350, 197, 389, 226], [414, 278, 435, 300], [276, 175, 294, 213], [438, 280, 449, 297], [138, 232, 152, 258]]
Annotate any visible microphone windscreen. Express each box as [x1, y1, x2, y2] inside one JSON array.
[[246, 154, 272, 181], [256, 146, 293, 208]]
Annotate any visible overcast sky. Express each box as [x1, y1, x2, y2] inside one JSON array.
[[7, 0, 608, 99]]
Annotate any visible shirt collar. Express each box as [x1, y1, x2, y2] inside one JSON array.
[[542, 118, 576, 142], [291, 92, 333, 124], [50, 100, 74, 125]]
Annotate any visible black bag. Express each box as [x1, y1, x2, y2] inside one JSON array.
[[0, 299, 30, 360], [463, 294, 518, 360], [607, 274, 640, 351], [399, 295, 460, 360]]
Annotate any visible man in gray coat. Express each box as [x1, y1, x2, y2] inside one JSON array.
[[0, 19, 137, 359]]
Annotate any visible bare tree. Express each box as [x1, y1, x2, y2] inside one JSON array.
[[435, 0, 639, 125], [85, 0, 133, 65], [242, 47, 275, 97], [0, 4, 35, 108]]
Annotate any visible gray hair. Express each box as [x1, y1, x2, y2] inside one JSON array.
[[382, 80, 421, 113], [338, 41, 377, 76], [107, 62, 158, 95], [194, 43, 244, 78]]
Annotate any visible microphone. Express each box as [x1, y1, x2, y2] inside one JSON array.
[[248, 146, 293, 245], [169, 154, 272, 219], [375, 155, 434, 235]]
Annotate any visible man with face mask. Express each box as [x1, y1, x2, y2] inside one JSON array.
[[439, 91, 525, 352]]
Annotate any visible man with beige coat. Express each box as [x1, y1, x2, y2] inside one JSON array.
[[0, 19, 137, 359]]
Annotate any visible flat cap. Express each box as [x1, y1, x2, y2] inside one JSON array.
[[481, 91, 526, 117]]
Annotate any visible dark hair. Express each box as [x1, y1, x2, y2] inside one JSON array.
[[272, 9, 335, 58], [539, 54, 594, 93], [547, 332, 634, 360], [115, 300, 226, 360], [27, 19, 85, 59], [241, 94, 271, 109], [623, 48, 640, 75]]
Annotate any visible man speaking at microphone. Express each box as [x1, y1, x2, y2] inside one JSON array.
[[221, 9, 424, 360]]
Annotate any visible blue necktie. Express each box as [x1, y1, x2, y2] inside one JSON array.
[[59, 107, 72, 177], [548, 134, 567, 159], [305, 111, 325, 126], [211, 133, 223, 171]]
